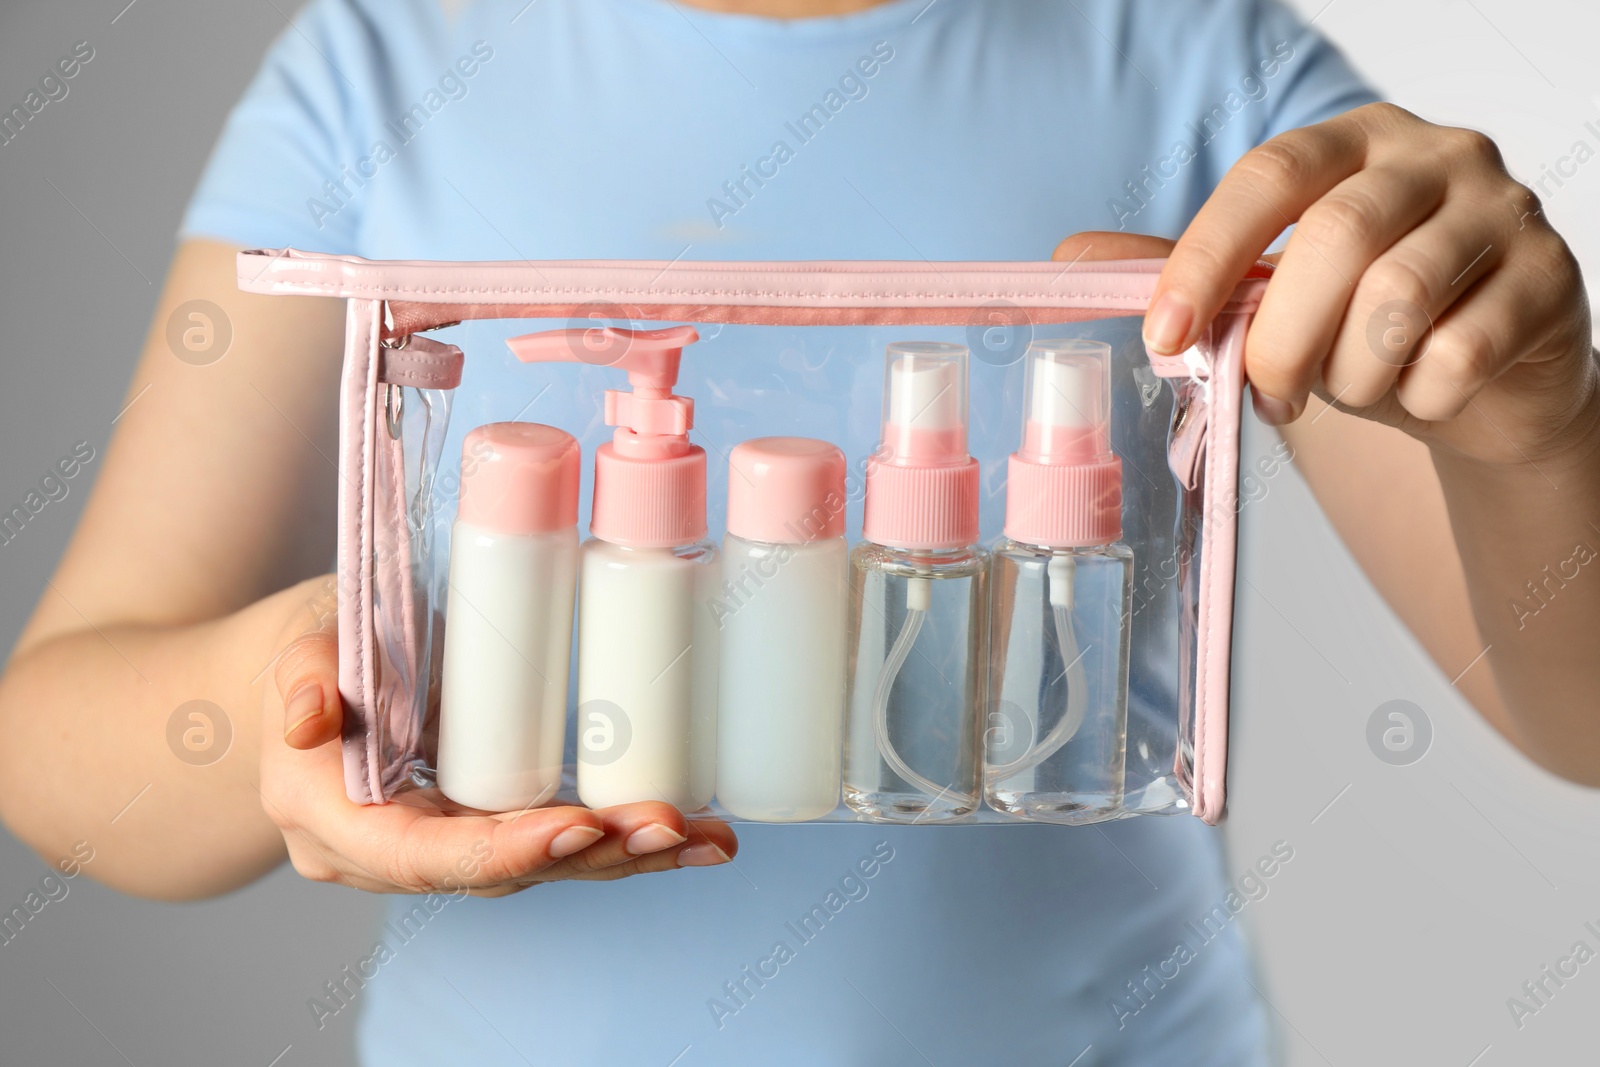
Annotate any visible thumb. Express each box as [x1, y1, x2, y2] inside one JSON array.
[[1052, 231, 1177, 264], [272, 578, 343, 750]]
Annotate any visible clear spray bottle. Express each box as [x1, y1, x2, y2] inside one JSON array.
[[844, 342, 987, 822], [507, 325, 718, 812], [986, 339, 1132, 823]]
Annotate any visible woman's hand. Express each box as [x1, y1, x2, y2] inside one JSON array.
[[1056, 101, 1597, 465], [262, 576, 737, 896], [1053, 102, 1600, 782]]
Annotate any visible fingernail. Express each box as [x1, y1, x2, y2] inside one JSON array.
[[625, 823, 688, 855], [1144, 293, 1195, 355], [283, 682, 324, 739], [548, 826, 604, 859], [678, 842, 731, 867], [1251, 389, 1294, 426]]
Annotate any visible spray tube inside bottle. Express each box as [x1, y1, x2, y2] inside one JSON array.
[[844, 342, 987, 823], [987, 339, 1132, 823]]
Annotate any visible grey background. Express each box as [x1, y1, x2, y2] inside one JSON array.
[[0, 1, 1596, 1064]]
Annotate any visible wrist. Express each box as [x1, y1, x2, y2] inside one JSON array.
[[1431, 347, 1600, 484]]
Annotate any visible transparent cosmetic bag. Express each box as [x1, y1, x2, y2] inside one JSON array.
[[238, 251, 1265, 825]]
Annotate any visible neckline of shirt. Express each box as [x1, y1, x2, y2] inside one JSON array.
[[602, 0, 964, 48]]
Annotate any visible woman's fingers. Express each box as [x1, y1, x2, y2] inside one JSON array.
[[286, 793, 607, 894], [534, 801, 687, 876], [270, 581, 344, 750], [384, 803, 609, 891], [274, 631, 342, 749], [1245, 162, 1448, 420], [679, 817, 740, 867], [279, 782, 736, 894], [1318, 203, 1506, 416], [1392, 269, 1522, 423], [534, 804, 738, 882], [552, 823, 738, 882], [1050, 231, 1175, 264], [1145, 109, 1376, 355], [1393, 238, 1576, 424]]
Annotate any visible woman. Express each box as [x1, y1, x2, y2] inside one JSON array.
[[1, 0, 1594, 1063]]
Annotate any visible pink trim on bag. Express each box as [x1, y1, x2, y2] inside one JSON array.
[[238, 251, 1267, 337], [338, 299, 383, 804], [1191, 318, 1247, 825]]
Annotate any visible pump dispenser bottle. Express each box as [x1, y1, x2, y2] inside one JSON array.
[[987, 339, 1132, 823], [507, 325, 718, 811], [715, 437, 848, 822], [844, 342, 987, 822], [437, 423, 580, 812]]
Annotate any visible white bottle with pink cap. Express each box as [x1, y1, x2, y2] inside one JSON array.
[[986, 339, 1132, 823], [843, 342, 988, 823], [507, 325, 719, 812], [437, 422, 581, 812], [714, 437, 848, 822]]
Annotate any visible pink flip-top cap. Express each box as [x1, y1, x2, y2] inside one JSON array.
[[457, 422, 580, 536], [727, 437, 847, 545]]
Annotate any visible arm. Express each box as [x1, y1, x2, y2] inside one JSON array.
[[0, 240, 735, 899], [0, 239, 343, 897], [1061, 103, 1600, 783], [1282, 388, 1600, 781]]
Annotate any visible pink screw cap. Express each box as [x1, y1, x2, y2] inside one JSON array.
[[727, 437, 847, 545], [862, 342, 981, 551], [457, 422, 580, 537], [1003, 339, 1123, 548]]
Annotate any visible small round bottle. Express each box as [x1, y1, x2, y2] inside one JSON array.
[[715, 437, 849, 822], [986, 339, 1132, 823], [844, 342, 988, 823], [436, 423, 580, 812]]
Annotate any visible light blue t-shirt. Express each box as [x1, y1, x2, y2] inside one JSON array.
[[183, 1, 1374, 1063]]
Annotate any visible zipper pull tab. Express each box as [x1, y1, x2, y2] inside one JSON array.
[[379, 334, 465, 391]]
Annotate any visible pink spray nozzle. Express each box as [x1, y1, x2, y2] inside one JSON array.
[[879, 341, 970, 466], [1020, 339, 1113, 464], [1005, 339, 1123, 548], [504, 323, 707, 549], [863, 341, 980, 552]]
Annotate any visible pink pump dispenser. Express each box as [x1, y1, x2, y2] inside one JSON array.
[[505, 324, 718, 812], [507, 325, 706, 548]]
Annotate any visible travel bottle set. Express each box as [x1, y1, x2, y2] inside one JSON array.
[[242, 252, 1253, 825], [431, 328, 1134, 825]]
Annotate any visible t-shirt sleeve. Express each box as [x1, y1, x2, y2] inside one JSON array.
[[1248, 0, 1383, 140], [179, 0, 380, 252]]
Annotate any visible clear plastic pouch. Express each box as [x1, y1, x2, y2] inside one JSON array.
[[240, 252, 1261, 824]]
